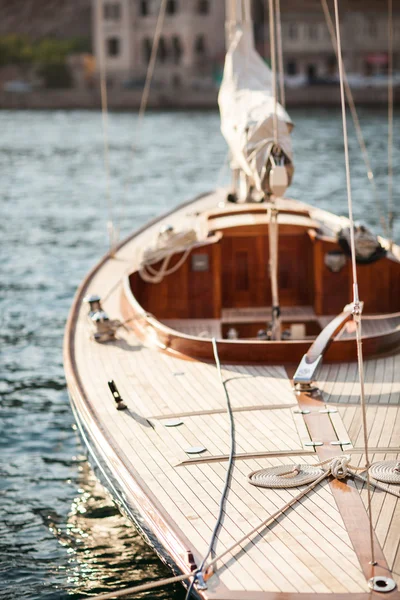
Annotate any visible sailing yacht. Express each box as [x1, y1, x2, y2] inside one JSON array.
[[64, 0, 400, 598]]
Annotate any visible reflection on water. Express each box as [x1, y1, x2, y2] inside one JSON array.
[[60, 463, 184, 599], [0, 108, 399, 600]]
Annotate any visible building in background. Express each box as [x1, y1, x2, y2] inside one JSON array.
[[0, 0, 91, 39], [93, 0, 225, 89], [253, 0, 400, 84], [93, 0, 399, 90]]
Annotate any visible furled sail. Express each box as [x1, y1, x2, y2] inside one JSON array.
[[218, 19, 294, 198]]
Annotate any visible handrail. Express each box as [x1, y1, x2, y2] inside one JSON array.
[[293, 303, 357, 388]]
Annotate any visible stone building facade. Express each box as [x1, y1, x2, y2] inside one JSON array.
[[93, 0, 399, 88], [93, 0, 225, 88], [0, 0, 91, 39], [253, 0, 400, 81]]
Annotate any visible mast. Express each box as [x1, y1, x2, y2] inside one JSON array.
[[225, 0, 254, 202], [225, 0, 253, 45], [222, 0, 287, 340]]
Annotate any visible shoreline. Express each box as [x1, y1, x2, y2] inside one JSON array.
[[0, 85, 398, 110]]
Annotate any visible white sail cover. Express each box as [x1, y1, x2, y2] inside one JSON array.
[[218, 23, 294, 194]]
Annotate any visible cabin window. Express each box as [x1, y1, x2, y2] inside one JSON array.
[[194, 34, 206, 56], [235, 252, 249, 291], [104, 3, 121, 19], [143, 38, 152, 63], [166, 0, 177, 14], [198, 0, 209, 14], [140, 0, 149, 16], [172, 36, 183, 64], [107, 37, 120, 57]]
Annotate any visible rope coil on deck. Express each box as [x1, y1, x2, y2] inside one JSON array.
[[248, 464, 324, 488], [249, 455, 364, 489], [369, 461, 400, 485]]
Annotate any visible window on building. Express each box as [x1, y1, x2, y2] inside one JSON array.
[[166, 0, 177, 15], [158, 37, 168, 62], [143, 38, 152, 63], [368, 20, 377, 37], [172, 36, 183, 64], [327, 55, 336, 75], [140, 0, 149, 16], [172, 74, 182, 88], [288, 23, 298, 40], [104, 3, 121, 20], [307, 64, 317, 82], [194, 34, 206, 56], [107, 37, 120, 57], [198, 0, 209, 14], [308, 24, 318, 40], [287, 60, 297, 75]]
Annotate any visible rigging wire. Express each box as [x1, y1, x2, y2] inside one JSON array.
[[333, 0, 376, 567], [320, 0, 389, 239], [388, 0, 394, 245], [268, 0, 278, 145], [138, 0, 167, 128], [185, 338, 236, 600], [274, 0, 285, 108], [98, 3, 115, 255], [266, 0, 281, 339], [117, 0, 167, 239]]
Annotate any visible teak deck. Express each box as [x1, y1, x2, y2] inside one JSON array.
[[64, 191, 400, 599]]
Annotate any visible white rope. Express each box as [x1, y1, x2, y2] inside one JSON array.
[[268, 0, 278, 146], [333, 0, 375, 566], [138, 230, 215, 284], [139, 248, 192, 283], [274, 0, 285, 108], [388, 0, 394, 245], [320, 0, 389, 238]]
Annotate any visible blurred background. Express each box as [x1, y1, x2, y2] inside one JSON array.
[[0, 0, 399, 108]]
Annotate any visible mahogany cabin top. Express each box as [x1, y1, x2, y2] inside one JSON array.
[[123, 202, 400, 364]]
